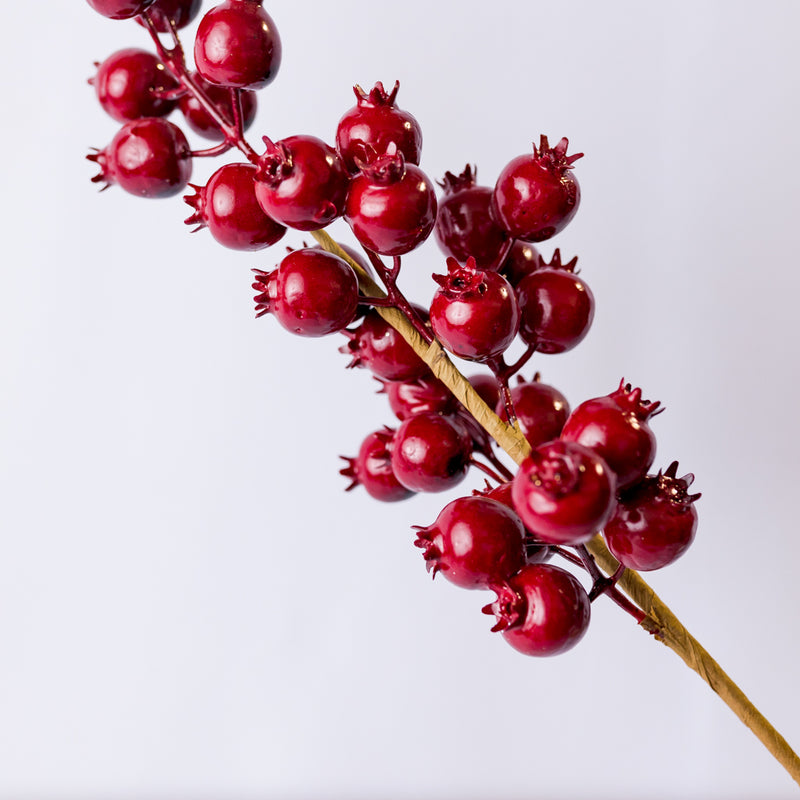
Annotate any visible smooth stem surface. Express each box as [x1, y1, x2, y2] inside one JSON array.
[[312, 228, 800, 788]]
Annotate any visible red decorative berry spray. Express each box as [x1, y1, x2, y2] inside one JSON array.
[[81, 0, 800, 788]]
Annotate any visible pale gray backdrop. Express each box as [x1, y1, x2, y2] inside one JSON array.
[[1, 1, 799, 797]]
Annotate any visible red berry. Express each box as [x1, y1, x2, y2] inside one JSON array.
[[336, 81, 422, 174], [91, 48, 179, 123], [193, 0, 281, 90], [252, 248, 359, 337], [88, 117, 192, 198], [254, 135, 350, 231], [378, 374, 457, 420], [560, 379, 662, 490], [512, 440, 616, 546], [86, 0, 155, 19], [391, 412, 473, 493], [345, 147, 437, 256], [340, 427, 414, 502], [604, 461, 700, 571], [434, 165, 509, 270], [495, 374, 570, 448], [492, 135, 582, 242], [138, 0, 202, 30], [184, 163, 285, 251], [413, 496, 526, 589], [480, 482, 552, 564], [516, 250, 594, 354], [483, 563, 591, 657], [340, 307, 430, 381], [430, 256, 520, 362], [178, 73, 258, 141], [500, 241, 541, 287]]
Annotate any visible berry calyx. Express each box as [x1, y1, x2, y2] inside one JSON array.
[[193, 0, 282, 89], [516, 250, 594, 354], [345, 146, 437, 256], [430, 256, 520, 361], [91, 48, 179, 123], [253, 248, 359, 337], [483, 563, 591, 656], [340, 427, 414, 502], [604, 461, 700, 571], [560, 379, 662, 490], [492, 135, 582, 242], [413, 496, 526, 589], [336, 81, 422, 174], [184, 163, 286, 251], [88, 117, 192, 198], [434, 165, 509, 270], [512, 440, 617, 545], [391, 412, 473, 493], [254, 135, 350, 231]]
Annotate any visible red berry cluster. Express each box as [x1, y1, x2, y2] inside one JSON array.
[[85, 0, 700, 659]]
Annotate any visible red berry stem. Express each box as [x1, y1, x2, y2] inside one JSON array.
[[576, 544, 646, 624], [361, 248, 434, 344], [479, 446, 515, 482], [500, 342, 537, 380], [468, 457, 507, 485], [486, 357, 519, 428]]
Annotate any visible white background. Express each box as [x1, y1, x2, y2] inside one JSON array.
[[1, 1, 799, 797]]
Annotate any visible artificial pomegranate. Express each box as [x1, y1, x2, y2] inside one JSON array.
[[492, 135, 582, 242]]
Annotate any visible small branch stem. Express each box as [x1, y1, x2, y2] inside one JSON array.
[[469, 457, 506, 484]]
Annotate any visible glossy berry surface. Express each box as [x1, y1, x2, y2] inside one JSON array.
[[184, 162, 285, 251], [139, 0, 202, 30], [391, 412, 473, 493], [604, 462, 700, 571], [434, 165, 509, 270], [345, 148, 437, 256], [336, 81, 422, 174], [516, 250, 594, 354], [254, 135, 350, 231], [178, 73, 258, 141], [481, 482, 552, 564], [193, 0, 282, 89], [340, 428, 414, 502], [492, 135, 582, 242], [496, 374, 570, 448], [92, 48, 179, 123], [561, 380, 661, 490], [379, 374, 457, 420], [89, 117, 192, 198], [512, 439, 616, 545], [430, 256, 520, 361], [413, 496, 526, 589], [253, 249, 358, 337], [87, 0, 155, 19], [340, 307, 430, 381], [484, 563, 591, 656]]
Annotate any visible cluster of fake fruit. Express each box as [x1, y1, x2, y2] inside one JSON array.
[[86, 0, 700, 658]]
